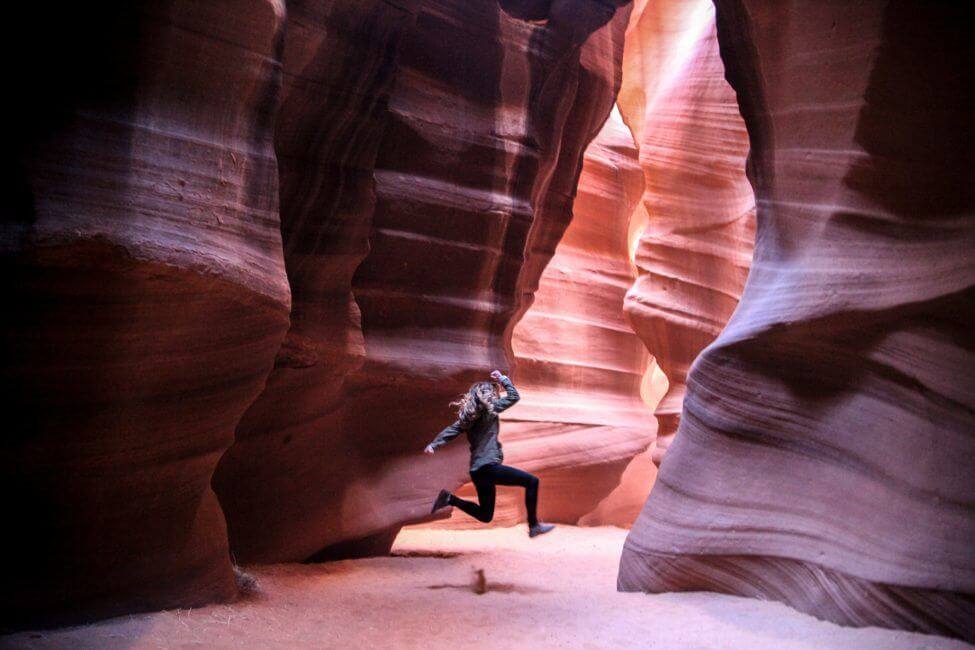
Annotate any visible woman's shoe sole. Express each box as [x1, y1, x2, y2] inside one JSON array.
[[529, 524, 555, 538], [431, 489, 451, 513]]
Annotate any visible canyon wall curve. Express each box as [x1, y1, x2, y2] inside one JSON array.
[[619, 0, 975, 641], [2, 1, 291, 625]]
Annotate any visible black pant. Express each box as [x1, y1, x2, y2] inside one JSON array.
[[449, 463, 540, 527]]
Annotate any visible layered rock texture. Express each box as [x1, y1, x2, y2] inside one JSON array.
[[620, 0, 975, 642], [8, 0, 970, 639], [213, 0, 423, 566], [2, 0, 639, 626], [618, 0, 754, 466], [1, 1, 290, 626], [214, 0, 635, 564], [432, 108, 658, 528]]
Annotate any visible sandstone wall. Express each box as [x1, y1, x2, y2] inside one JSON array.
[[618, 0, 754, 466], [2, 0, 635, 625], [213, 0, 634, 562], [431, 107, 657, 528], [212, 0, 423, 565], [620, 1, 975, 641], [2, 1, 290, 625]]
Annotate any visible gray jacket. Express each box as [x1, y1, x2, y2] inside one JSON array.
[[428, 376, 520, 472]]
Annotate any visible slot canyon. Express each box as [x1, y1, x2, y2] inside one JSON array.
[[1, 0, 971, 647]]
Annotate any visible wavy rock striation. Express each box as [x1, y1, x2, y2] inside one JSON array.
[[618, 0, 754, 467], [212, 0, 422, 566], [1, 1, 290, 625], [213, 0, 633, 563], [620, 0, 975, 641], [1, 0, 637, 624], [433, 108, 656, 528]]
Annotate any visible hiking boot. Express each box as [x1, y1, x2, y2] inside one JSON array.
[[431, 489, 452, 513], [529, 523, 555, 538]]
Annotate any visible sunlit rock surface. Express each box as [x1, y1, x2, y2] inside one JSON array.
[[431, 108, 658, 528], [618, 0, 754, 466], [1, 1, 290, 625], [620, 0, 975, 641]]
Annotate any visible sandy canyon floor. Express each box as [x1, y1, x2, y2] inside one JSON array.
[[3, 526, 968, 649]]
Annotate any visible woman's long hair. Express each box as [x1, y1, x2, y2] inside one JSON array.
[[450, 381, 499, 425]]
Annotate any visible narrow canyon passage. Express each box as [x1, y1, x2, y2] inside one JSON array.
[[1, 0, 972, 645]]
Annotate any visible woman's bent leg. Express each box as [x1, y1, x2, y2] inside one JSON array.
[[489, 464, 540, 528], [448, 470, 497, 523]]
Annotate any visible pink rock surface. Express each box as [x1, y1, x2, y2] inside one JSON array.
[[431, 108, 657, 528], [620, 0, 975, 641], [2, 1, 290, 625], [213, 0, 634, 563], [618, 0, 754, 466]]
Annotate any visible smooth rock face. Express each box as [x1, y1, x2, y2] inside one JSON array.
[[620, 0, 975, 641], [212, 0, 421, 566], [618, 0, 754, 466], [1, 1, 290, 625], [213, 0, 633, 563], [431, 108, 656, 528]]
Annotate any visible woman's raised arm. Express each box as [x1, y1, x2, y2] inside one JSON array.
[[492, 375, 520, 413]]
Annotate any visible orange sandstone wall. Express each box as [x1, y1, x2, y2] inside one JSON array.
[[432, 108, 659, 528], [618, 0, 754, 467]]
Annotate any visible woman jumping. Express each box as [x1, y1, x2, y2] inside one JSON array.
[[424, 370, 555, 538]]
